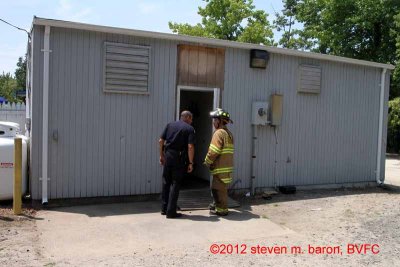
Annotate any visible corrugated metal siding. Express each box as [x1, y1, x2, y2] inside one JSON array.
[[30, 26, 388, 199], [31, 26, 177, 199], [223, 48, 383, 189]]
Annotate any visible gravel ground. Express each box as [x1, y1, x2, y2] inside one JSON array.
[[0, 206, 44, 266], [87, 187, 399, 267], [1, 187, 399, 266]]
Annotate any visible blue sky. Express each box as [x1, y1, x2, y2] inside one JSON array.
[[0, 0, 284, 74]]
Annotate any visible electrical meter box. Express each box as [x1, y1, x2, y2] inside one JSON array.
[[252, 101, 269, 125], [270, 94, 283, 126]]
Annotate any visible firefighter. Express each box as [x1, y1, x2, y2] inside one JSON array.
[[204, 108, 234, 216]]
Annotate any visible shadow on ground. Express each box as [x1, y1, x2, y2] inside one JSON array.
[[35, 199, 261, 222], [183, 209, 260, 222], [235, 185, 400, 211], [20, 185, 397, 220], [2, 156, 399, 220]]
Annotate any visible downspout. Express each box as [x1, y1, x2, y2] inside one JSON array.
[[41, 25, 51, 204], [376, 68, 387, 185]]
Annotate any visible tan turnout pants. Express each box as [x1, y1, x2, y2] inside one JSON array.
[[211, 176, 229, 214]]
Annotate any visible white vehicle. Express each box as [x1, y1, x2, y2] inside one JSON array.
[[0, 121, 28, 200]]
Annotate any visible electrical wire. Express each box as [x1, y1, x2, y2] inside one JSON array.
[[0, 18, 31, 39]]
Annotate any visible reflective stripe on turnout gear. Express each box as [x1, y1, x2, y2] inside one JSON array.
[[205, 156, 213, 165], [209, 144, 221, 154], [210, 167, 234, 175], [220, 177, 232, 184]]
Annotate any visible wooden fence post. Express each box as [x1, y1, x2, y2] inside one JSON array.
[[13, 138, 22, 215]]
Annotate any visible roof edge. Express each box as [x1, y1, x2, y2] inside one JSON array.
[[32, 17, 395, 70]]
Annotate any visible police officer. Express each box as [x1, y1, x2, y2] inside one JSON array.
[[159, 111, 195, 218]]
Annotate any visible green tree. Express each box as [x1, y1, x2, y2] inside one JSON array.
[[15, 56, 27, 89], [169, 0, 274, 45], [0, 72, 18, 102], [392, 12, 400, 99], [273, 0, 312, 49], [388, 97, 400, 153], [294, 0, 398, 60]]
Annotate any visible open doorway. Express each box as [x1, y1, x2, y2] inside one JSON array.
[[177, 86, 220, 190]]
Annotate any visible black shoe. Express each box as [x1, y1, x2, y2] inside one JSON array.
[[161, 211, 166, 215], [208, 203, 216, 210], [166, 213, 183, 219]]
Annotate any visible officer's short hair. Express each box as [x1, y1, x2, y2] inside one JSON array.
[[180, 110, 193, 119]]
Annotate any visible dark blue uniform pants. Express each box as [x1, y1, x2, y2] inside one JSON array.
[[161, 166, 185, 216]]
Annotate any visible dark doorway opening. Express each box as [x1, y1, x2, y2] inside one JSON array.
[[179, 90, 214, 190]]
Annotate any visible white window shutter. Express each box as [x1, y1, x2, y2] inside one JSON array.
[[298, 64, 321, 94]]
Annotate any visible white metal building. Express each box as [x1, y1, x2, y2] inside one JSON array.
[[27, 17, 394, 202]]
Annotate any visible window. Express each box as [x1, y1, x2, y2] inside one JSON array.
[[103, 42, 151, 94], [298, 64, 321, 94]]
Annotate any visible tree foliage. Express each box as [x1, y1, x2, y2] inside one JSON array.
[[0, 56, 26, 103], [294, 0, 399, 62], [392, 12, 400, 99], [169, 0, 274, 45], [15, 56, 27, 89], [0, 72, 18, 102], [388, 97, 400, 153], [273, 0, 311, 49]]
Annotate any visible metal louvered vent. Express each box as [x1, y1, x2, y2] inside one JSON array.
[[103, 42, 151, 94], [298, 64, 321, 94]]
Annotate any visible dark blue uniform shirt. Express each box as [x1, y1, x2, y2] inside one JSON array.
[[161, 120, 196, 167]]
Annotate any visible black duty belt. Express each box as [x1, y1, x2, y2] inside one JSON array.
[[165, 148, 185, 156]]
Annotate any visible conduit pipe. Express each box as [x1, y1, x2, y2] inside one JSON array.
[[41, 25, 51, 204], [250, 125, 257, 195]]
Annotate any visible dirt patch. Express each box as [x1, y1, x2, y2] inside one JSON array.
[[0, 204, 44, 266], [241, 187, 400, 266]]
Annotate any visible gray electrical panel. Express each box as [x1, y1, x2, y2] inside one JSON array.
[[252, 101, 269, 125]]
